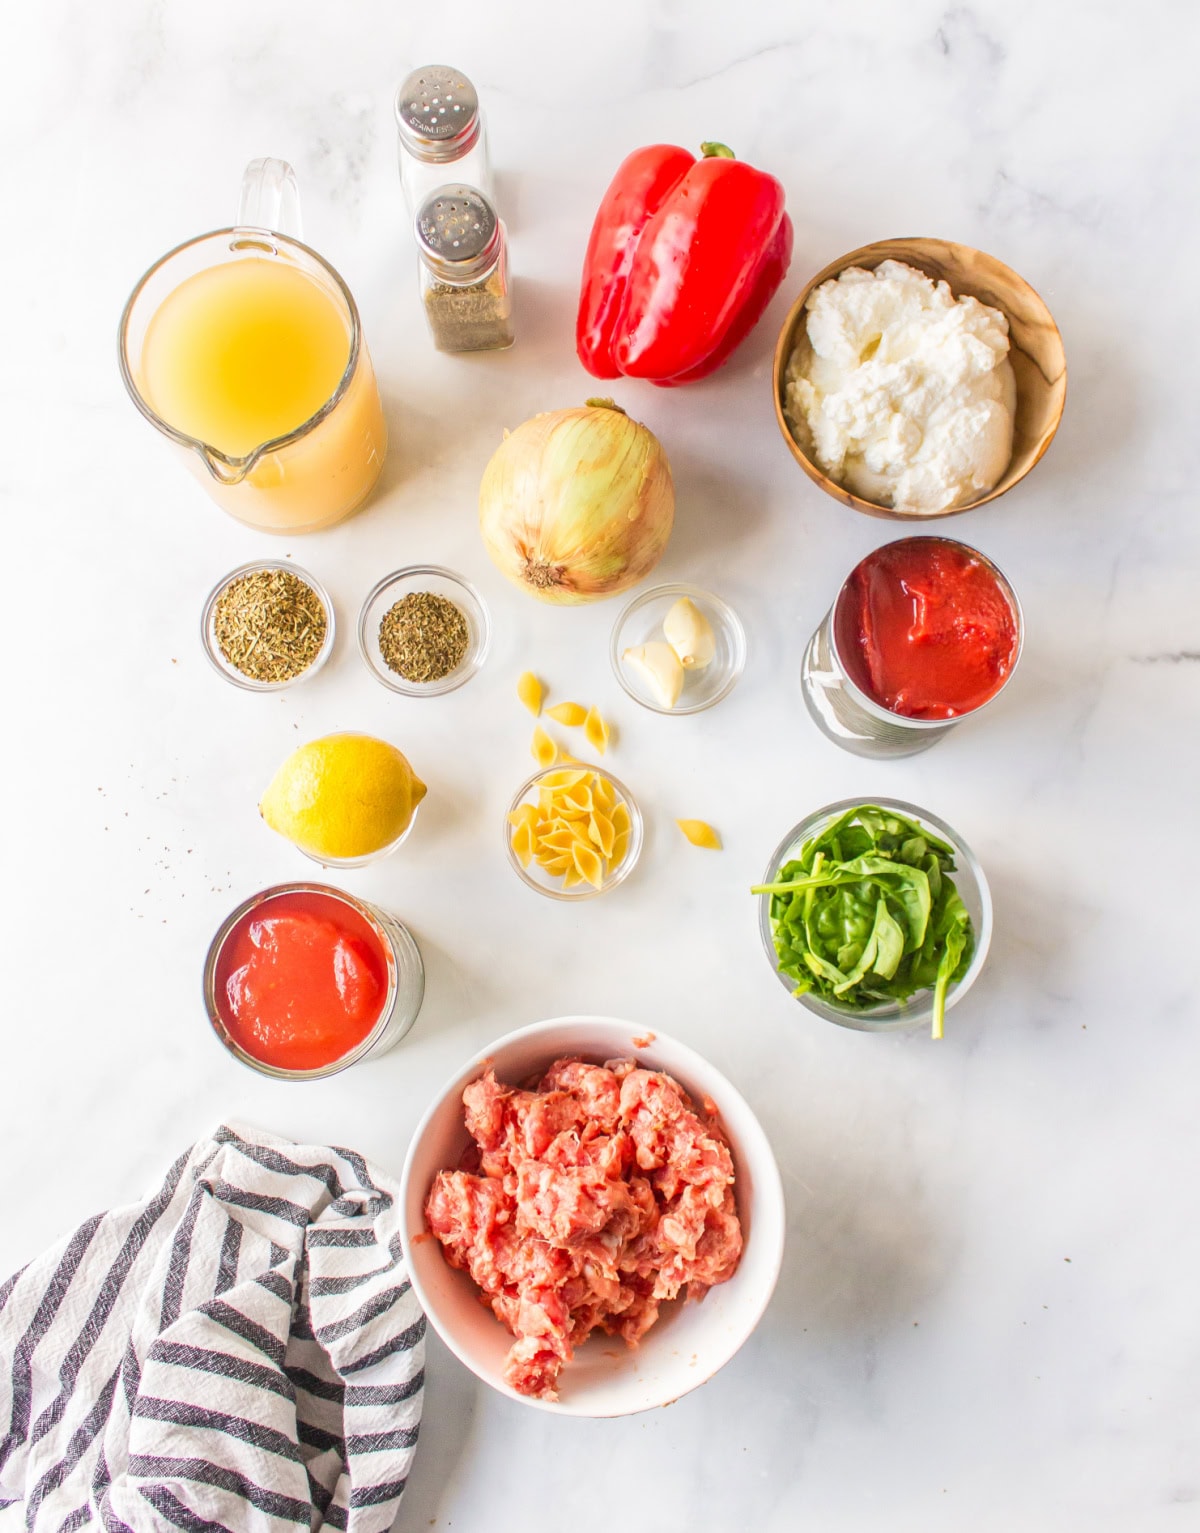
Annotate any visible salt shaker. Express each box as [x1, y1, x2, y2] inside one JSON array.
[[394, 66, 494, 217], [416, 186, 514, 354]]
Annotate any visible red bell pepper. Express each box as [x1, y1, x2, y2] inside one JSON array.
[[576, 142, 793, 387]]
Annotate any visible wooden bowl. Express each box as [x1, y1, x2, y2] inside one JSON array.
[[772, 237, 1067, 520]]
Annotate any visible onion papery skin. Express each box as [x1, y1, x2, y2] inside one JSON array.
[[478, 402, 675, 605]]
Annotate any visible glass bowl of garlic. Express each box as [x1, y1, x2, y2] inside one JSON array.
[[504, 765, 643, 900], [610, 583, 746, 715]]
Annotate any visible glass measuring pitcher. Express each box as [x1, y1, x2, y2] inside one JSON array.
[[119, 159, 387, 534]]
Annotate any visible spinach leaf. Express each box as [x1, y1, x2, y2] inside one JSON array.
[[871, 900, 906, 980]]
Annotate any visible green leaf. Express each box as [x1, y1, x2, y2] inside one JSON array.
[[899, 836, 927, 866], [803, 949, 850, 988], [834, 922, 880, 994], [871, 900, 906, 980]]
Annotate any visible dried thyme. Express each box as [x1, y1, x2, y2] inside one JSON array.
[[213, 568, 327, 683], [379, 591, 469, 682]]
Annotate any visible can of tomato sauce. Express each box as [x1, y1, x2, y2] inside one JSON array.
[[801, 537, 1023, 758], [203, 883, 425, 1078]]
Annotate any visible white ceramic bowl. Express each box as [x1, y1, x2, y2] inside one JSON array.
[[399, 1016, 786, 1417]]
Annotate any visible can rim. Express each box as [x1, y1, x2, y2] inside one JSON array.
[[202, 882, 403, 1080], [828, 535, 1025, 730]]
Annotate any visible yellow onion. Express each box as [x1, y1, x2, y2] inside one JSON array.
[[479, 399, 675, 604]]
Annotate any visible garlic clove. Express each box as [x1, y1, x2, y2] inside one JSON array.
[[662, 597, 716, 670], [623, 642, 685, 709]]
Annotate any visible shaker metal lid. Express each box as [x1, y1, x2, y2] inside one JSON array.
[[416, 186, 500, 267], [395, 66, 480, 153]]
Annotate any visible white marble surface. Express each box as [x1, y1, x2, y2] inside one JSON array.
[[3, 1, 1198, 1527]]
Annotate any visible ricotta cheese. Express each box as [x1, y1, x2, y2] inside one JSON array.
[[784, 259, 1016, 513]]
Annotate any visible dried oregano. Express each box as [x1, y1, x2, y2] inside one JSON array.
[[378, 591, 469, 682], [213, 568, 327, 683]]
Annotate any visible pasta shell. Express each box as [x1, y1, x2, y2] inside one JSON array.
[[511, 818, 535, 868], [547, 701, 588, 727], [567, 789, 595, 813], [677, 818, 722, 850], [531, 726, 557, 768], [588, 811, 615, 859], [540, 768, 589, 790], [584, 707, 610, 755], [517, 671, 544, 717], [572, 841, 604, 890]]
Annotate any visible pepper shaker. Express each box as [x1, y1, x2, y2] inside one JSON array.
[[395, 66, 494, 218], [415, 186, 514, 353]]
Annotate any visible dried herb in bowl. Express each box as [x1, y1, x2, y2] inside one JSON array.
[[213, 568, 328, 684], [379, 591, 469, 683], [752, 804, 974, 1039]]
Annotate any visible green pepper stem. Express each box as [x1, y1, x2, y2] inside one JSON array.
[[700, 141, 736, 159]]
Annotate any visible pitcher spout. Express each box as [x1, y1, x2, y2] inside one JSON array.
[[195, 442, 255, 486]]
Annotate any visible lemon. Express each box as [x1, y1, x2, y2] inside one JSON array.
[[260, 732, 427, 861]]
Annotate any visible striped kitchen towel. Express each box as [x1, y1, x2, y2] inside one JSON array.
[[0, 1123, 425, 1532]]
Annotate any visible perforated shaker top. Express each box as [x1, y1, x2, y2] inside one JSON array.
[[395, 66, 480, 152], [415, 186, 500, 271]]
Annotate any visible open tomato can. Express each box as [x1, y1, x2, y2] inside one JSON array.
[[800, 536, 1024, 759], [202, 882, 425, 1079]]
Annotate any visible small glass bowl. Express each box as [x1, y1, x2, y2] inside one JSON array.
[[201, 560, 335, 693], [757, 797, 992, 1033], [610, 583, 746, 715], [291, 800, 422, 871], [359, 565, 490, 696], [504, 766, 643, 901]]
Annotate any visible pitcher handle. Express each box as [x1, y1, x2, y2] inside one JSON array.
[[237, 157, 303, 238]]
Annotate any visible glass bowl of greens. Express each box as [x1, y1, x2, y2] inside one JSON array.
[[753, 799, 992, 1037]]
